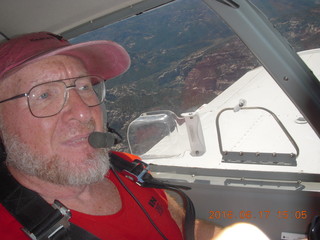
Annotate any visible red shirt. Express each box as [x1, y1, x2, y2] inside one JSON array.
[[0, 170, 183, 240]]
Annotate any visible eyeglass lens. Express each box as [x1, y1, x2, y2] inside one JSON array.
[[28, 76, 105, 118]]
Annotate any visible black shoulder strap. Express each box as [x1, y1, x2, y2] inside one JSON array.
[[0, 163, 101, 240]]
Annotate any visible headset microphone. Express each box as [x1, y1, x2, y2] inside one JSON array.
[[88, 132, 117, 148]]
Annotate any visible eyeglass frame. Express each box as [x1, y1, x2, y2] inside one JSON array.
[[0, 75, 106, 118]]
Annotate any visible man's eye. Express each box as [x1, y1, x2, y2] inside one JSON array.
[[79, 85, 90, 90], [39, 92, 49, 99], [30, 91, 50, 100], [79, 84, 94, 92]]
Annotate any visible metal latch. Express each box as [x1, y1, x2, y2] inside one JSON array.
[[122, 160, 150, 185], [22, 200, 71, 240], [281, 232, 307, 240]]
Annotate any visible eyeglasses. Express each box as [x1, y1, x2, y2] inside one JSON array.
[[0, 75, 106, 118]]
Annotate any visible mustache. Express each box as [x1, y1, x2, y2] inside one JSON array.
[[64, 118, 96, 136]]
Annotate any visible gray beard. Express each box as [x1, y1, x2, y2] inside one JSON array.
[[3, 134, 110, 186]]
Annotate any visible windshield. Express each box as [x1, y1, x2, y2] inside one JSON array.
[[71, 0, 320, 155]]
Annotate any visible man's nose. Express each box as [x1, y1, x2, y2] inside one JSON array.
[[61, 88, 92, 122]]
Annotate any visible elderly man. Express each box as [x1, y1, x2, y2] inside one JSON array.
[[0, 32, 223, 240]]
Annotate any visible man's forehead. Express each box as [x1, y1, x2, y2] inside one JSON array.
[[3, 55, 88, 87], [0, 74, 23, 97]]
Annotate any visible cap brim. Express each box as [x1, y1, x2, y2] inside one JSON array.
[[5, 40, 131, 80]]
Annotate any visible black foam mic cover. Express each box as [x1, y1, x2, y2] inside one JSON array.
[[88, 132, 116, 148]]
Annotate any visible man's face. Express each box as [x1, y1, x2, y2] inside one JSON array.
[[0, 55, 109, 185]]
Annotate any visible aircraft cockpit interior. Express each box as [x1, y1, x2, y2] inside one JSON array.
[[1, 0, 320, 239]]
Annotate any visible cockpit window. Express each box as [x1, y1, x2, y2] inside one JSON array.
[[251, 0, 320, 52], [71, 0, 320, 161], [71, 0, 256, 150]]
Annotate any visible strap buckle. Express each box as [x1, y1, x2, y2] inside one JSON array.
[[22, 200, 71, 240], [122, 160, 150, 185]]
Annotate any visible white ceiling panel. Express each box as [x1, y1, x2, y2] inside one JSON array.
[[0, 0, 171, 38]]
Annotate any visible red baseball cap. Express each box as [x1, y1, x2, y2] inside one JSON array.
[[0, 32, 130, 80]]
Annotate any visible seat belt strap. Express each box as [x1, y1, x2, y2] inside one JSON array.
[[0, 163, 101, 240], [109, 151, 195, 240]]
